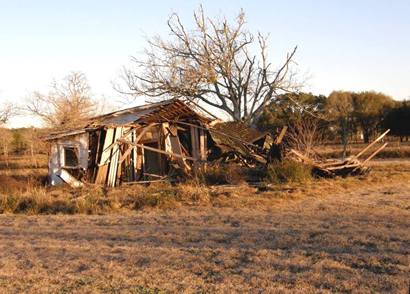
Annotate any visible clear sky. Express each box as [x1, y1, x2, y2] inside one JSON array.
[[1, 0, 409, 127]]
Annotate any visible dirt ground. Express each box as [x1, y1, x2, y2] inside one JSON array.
[[0, 161, 409, 293]]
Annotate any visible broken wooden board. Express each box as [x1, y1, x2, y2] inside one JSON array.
[[95, 128, 115, 185], [288, 134, 388, 178], [56, 169, 83, 188]]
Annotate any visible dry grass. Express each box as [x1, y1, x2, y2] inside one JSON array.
[[317, 141, 410, 159], [0, 155, 409, 292]]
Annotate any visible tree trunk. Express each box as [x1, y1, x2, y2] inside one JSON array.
[[363, 131, 370, 144], [341, 119, 349, 160], [3, 145, 8, 168]]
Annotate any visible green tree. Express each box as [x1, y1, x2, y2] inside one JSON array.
[[383, 101, 410, 141], [326, 91, 355, 158], [352, 91, 394, 143], [256, 92, 326, 131]]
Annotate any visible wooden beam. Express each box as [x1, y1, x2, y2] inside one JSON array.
[[289, 149, 317, 166], [119, 145, 135, 164], [134, 123, 157, 143], [199, 128, 207, 161], [361, 142, 388, 165], [99, 124, 155, 154], [118, 139, 198, 161], [123, 179, 170, 185], [190, 126, 199, 160], [275, 126, 288, 145], [107, 127, 123, 187], [95, 128, 115, 184], [174, 120, 262, 150], [354, 129, 390, 159]]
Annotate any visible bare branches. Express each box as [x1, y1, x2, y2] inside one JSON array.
[[26, 72, 97, 130], [287, 117, 324, 158], [120, 6, 299, 124], [0, 103, 15, 124]]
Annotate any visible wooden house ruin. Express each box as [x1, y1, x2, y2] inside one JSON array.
[[44, 99, 212, 187]]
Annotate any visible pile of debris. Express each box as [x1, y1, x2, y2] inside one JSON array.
[[43, 98, 390, 188], [288, 129, 390, 177], [207, 121, 273, 167], [208, 123, 390, 179]]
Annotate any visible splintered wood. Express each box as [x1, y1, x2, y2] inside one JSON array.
[[289, 130, 390, 177], [90, 121, 207, 186]]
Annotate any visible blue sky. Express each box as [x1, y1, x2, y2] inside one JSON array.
[[1, 0, 409, 127]]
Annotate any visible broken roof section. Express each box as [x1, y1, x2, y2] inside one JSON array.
[[89, 99, 211, 127], [208, 121, 273, 166], [44, 99, 212, 140]]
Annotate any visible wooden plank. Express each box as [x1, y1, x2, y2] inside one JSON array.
[[98, 125, 147, 154], [56, 169, 83, 188], [175, 120, 262, 150], [135, 123, 157, 143], [190, 126, 199, 160], [162, 123, 172, 153], [275, 126, 288, 145], [119, 145, 134, 164], [326, 163, 361, 171], [289, 149, 317, 166], [190, 126, 201, 173], [107, 127, 123, 187], [118, 139, 197, 161], [354, 129, 390, 159], [199, 129, 207, 161], [95, 128, 115, 184], [169, 133, 192, 171], [116, 127, 131, 182], [361, 142, 388, 165], [123, 179, 169, 185]]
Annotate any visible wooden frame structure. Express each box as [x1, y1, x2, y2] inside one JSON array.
[[44, 100, 210, 187]]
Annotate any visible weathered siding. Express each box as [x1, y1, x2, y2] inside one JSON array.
[[48, 133, 89, 186]]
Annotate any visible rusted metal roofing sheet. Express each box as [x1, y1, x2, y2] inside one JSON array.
[[43, 99, 212, 140]]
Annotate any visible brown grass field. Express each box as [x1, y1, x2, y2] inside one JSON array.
[[0, 154, 409, 293]]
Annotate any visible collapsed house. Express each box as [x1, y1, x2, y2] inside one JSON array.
[[44, 99, 388, 187], [44, 100, 211, 187], [44, 99, 274, 187]]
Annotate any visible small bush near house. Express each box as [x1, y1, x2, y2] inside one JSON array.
[[265, 160, 312, 184], [200, 163, 246, 185]]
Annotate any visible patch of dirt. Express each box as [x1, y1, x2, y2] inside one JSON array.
[[0, 180, 409, 292]]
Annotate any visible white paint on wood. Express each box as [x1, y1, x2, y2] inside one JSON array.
[[48, 132, 89, 186], [107, 127, 123, 187], [95, 128, 115, 185], [56, 169, 83, 188]]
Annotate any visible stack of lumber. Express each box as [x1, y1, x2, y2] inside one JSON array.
[[288, 129, 390, 177]]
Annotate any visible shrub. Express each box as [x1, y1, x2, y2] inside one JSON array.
[[201, 163, 246, 185], [265, 160, 312, 184]]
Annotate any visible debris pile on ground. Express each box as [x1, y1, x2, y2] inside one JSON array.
[[43, 97, 390, 188], [288, 129, 390, 177], [207, 121, 273, 167]]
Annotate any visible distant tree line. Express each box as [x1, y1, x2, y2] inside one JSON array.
[[257, 91, 410, 154], [0, 127, 47, 167]]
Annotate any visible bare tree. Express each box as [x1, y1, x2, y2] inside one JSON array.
[[0, 103, 15, 124], [286, 117, 324, 158], [26, 72, 97, 130], [0, 127, 13, 167], [120, 6, 300, 124], [22, 127, 46, 167]]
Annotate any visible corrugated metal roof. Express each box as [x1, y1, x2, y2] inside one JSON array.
[[44, 99, 212, 140]]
